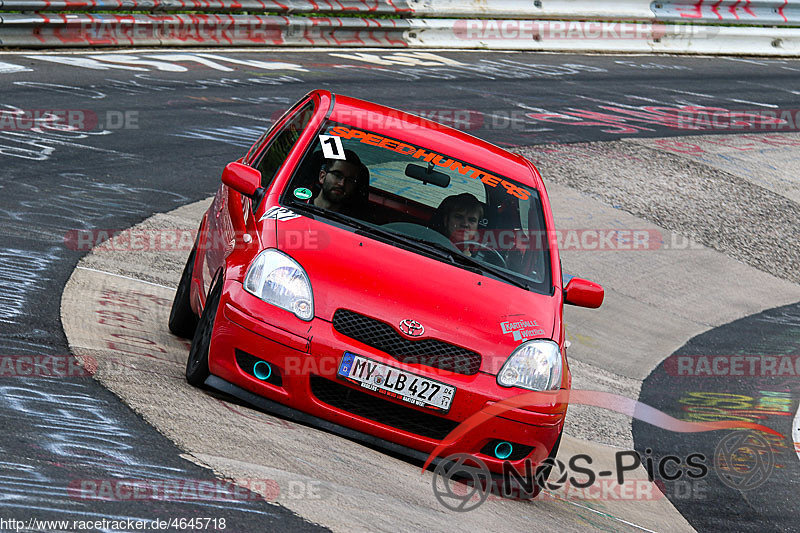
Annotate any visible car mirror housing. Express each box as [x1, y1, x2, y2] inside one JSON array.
[[563, 278, 604, 308], [405, 163, 450, 188], [222, 162, 262, 198]]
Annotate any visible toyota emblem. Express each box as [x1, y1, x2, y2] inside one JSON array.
[[399, 319, 425, 337]]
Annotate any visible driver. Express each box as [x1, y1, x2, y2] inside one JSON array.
[[313, 149, 369, 217], [430, 193, 485, 256]]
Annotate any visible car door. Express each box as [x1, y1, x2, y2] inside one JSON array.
[[198, 96, 319, 302]]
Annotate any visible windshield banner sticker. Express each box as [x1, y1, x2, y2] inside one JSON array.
[[500, 318, 546, 341], [328, 126, 531, 201]]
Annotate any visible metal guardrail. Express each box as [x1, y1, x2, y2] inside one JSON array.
[[0, 0, 414, 14], [0, 14, 411, 47], [0, 0, 798, 24], [1, 0, 799, 50], [653, 0, 799, 25], [3, 13, 800, 54]]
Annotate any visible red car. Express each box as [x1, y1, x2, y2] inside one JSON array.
[[169, 90, 603, 488]]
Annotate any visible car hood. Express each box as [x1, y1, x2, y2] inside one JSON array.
[[273, 214, 558, 374]]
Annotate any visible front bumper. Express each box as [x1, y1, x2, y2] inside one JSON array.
[[208, 280, 566, 472]]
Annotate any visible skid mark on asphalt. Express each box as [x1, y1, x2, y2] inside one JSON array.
[[0, 247, 59, 324]]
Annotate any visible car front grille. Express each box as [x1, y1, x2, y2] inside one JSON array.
[[332, 309, 481, 375], [309, 375, 458, 440]]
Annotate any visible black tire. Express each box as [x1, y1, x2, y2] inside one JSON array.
[[168, 245, 199, 338], [534, 430, 564, 491], [185, 274, 222, 387]]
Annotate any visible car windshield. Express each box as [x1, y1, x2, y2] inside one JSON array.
[[281, 121, 552, 294]]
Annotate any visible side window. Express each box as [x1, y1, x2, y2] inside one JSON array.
[[254, 102, 315, 189]]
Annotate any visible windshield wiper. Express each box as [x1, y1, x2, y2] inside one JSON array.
[[285, 202, 453, 261], [416, 240, 530, 290]]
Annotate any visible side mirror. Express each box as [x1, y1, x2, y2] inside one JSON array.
[[222, 162, 262, 198], [564, 278, 604, 308]]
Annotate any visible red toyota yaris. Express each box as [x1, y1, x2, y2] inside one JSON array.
[[169, 90, 603, 486]]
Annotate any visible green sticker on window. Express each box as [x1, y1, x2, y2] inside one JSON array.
[[293, 187, 312, 200]]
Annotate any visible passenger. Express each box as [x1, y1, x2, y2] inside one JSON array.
[[430, 193, 485, 256], [313, 149, 369, 217]]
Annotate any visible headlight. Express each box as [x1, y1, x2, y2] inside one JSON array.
[[497, 340, 562, 391], [243, 249, 313, 321]]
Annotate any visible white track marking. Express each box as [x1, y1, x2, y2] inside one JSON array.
[[76, 265, 175, 291], [13, 81, 106, 99], [144, 53, 234, 72], [543, 492, 659, 533], [198, 107, 272, 122], [793, 402, 800, 462], [623, 94, 672, 104], [26, 55, 148, 70], [195, 53, 308, 71], [656, 87, 715, 98], [87, 54, 188, 72], [726, 98, 778, 108], [736, 80, 800, 96], [0, 61, 32, 74], [723, 57, 772, 66]]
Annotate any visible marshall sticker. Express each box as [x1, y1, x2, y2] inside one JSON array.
[[500, 318, 546, 341]]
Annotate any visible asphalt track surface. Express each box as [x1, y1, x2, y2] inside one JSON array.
[[633, 302, 800, 532], [0, 49, 798, 531]]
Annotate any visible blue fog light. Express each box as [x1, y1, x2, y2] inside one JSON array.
[[495, 442, 513, 460], [253, 361, 272, 381]]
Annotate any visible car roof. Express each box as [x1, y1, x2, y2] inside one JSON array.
[[325, 91, 544, 190]]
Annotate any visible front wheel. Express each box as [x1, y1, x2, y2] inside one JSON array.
[[169, 245, 199, 338], [185, 274, 222, 387]]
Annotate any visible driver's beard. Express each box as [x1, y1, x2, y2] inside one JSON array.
[[322, 182, 346, 205]]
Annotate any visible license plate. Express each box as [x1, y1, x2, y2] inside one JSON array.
[[337, 353, 456, 413]]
